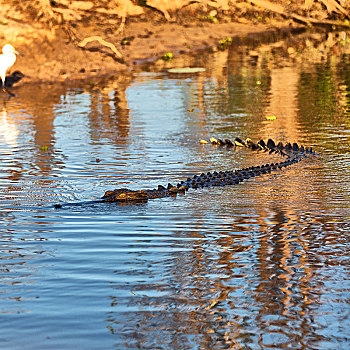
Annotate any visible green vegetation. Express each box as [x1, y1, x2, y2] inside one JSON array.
[[198, 15, 218, 24], [217, 37, 232, 51], [206, 15, 218, 24], [161, 52, 173, 61]]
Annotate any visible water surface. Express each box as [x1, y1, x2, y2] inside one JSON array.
[[0, 31, 349, 349]]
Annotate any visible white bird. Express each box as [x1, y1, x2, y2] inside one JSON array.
[[0, 44, 20, 93]]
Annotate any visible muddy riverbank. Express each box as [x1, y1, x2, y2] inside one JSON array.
[[0, 7, 308, 87], [2, 0, 349, 87]]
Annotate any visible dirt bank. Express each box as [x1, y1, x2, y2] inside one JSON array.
[[0, 0, 337, 87], [1, 20, 306, 86]]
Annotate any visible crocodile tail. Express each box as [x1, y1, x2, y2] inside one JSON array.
[[225, 139, 234, 146], [234, 137, 246, 147], [246, 138, 259, 150], [277, 141, 284, 150], [285, 142, 292, 151], [292, 142, 299, 152], [210, 137, 218, 144], [267, 139, 276, 150], [257, 139, 267, 150]]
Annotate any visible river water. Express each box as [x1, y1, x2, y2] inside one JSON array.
[[1, 32, 349, 349]]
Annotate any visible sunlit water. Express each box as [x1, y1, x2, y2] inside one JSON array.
[[1, 32, 349, 349]]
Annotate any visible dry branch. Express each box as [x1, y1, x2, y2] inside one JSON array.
[[78, 36, 123, 59], [248, 0, 350, 27], [319, 0, 349, 17]]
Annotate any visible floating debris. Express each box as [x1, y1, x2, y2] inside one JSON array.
[[168, 67, 206, 73]]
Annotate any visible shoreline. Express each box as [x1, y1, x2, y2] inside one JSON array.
[[1, 17, 307, 87]]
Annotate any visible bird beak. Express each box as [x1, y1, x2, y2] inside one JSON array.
[[15, 50, 22, 56]]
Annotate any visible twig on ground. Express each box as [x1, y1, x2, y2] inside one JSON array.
[[248, 0, 350, 28], [77, 36, 123, 59]]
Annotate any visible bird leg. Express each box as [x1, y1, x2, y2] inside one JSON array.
[[2, 86, 15, 97]]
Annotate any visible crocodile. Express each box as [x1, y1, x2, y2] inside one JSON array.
[[54, 137, 312, 208]]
